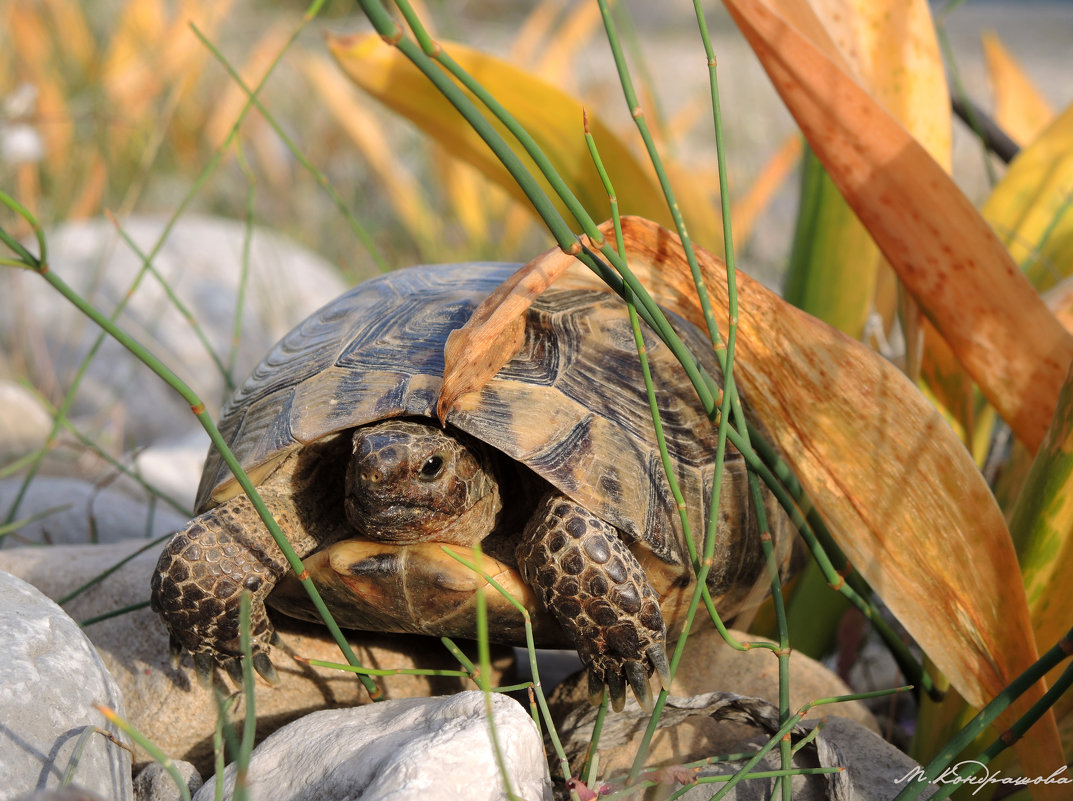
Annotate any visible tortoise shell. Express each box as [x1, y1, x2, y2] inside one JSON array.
[[197, 262, 739, 581]]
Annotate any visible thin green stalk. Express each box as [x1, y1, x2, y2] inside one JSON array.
[[2, 9, 319, 527], [691, 0, 751, 456], [80, 601, 151, 627], [228, 148, 257, 390], [0, 504, 70, 540], [471, 553, 523, 801], [595, 0, 725, 361], [211, 694, 241, 801], [299, 658, 471, 679], [59, 533, 172, 605], [750, 470, 792, 800], [0, 198, 378, 698], [191, 24, 387, 273], [43, 408, 192, 517], [663, 767, 842, 801], [441, 637, 479, 676], [442, 547, 573, 781], [893, 629, 1073, 801], [582, 694, 610, 787], [95, 706, 191, 801], [234, 593, 257, 801], [105, 212, 234, 392]]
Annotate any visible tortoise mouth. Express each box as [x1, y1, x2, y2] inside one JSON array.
[[346, 489, 502, 547]]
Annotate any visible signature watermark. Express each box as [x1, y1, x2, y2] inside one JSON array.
[[898, 763, 1071, 795]]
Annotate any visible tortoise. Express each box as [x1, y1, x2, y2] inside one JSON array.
[[150, 262, 791, 709]]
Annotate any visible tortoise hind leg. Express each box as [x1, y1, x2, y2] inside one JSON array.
[[515, 493, 667, 711]]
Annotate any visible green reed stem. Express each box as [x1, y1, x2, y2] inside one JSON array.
[[750, 470, 792, 800], [59, 533, 172, 605], [582, 693, 610, 787], [0, 504, 70, 540], [443, 547, 573, 781], [595, 0, 723, 356], [1, 8, 319, 528], [893, 629, 1073, 801], [0, 196, 378, 698], [471, 553, 524, 801], [234, 593, 257, 801], [441, 637, 479, 677], [95, 706, 191, 801], [104, 213, 234, 392], [191, 24, 387, 274], [37, 402, 193, 517], [227, 148, 258, 392]]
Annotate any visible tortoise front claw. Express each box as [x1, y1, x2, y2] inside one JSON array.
[[624, 661, 653, 711], [252, 652, 281, 685], [647, 643, 671, 690], [606, 671, 627, 713], [193, 652, 216, 688]]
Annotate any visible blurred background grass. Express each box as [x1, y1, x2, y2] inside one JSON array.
[[3, 0, 1068, 288]]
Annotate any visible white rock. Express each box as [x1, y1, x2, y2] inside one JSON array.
[[0, 215, 348, 447], [0, 571, 131, 801], [196, 692, 551, 801]]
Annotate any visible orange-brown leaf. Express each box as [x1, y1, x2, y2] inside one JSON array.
[[465, 216, 1056, 767], [722, 0, 1073, 456], [438, 250, 576, 422]]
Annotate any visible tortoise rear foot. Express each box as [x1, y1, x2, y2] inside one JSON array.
[[516, 494, 667, 712]]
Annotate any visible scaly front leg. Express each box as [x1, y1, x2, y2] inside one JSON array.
[[515, 493, 670, 711]]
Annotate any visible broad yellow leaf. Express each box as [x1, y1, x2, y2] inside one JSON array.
[[326, 32, 722, 250], [782, 0, 949, 378], [982, 101, 1073, 291], [723, 0, 1073, 456], [448, 216, 1042, 719], [722, 0, 1066, 781], [983, 32, 1055, 147], [808, 0, 951, 164]]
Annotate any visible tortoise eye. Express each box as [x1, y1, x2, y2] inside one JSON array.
[[419, 454, 445, 481]]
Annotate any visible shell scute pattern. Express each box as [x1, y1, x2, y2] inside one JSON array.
[[197, 263, 724, 570]]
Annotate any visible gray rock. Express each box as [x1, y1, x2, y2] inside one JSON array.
[[133, 761, 203, 801], [561, 694, 931, 801], [0, 571, 132, 801], [0, 215, 348, 448], [0, 541, 516, 777], [0, 477, 188, 547], [549, 626, 878, 779], [196, 692, 551, 801]]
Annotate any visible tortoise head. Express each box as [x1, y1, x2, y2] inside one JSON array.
[[344, 419, 502, 546]]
